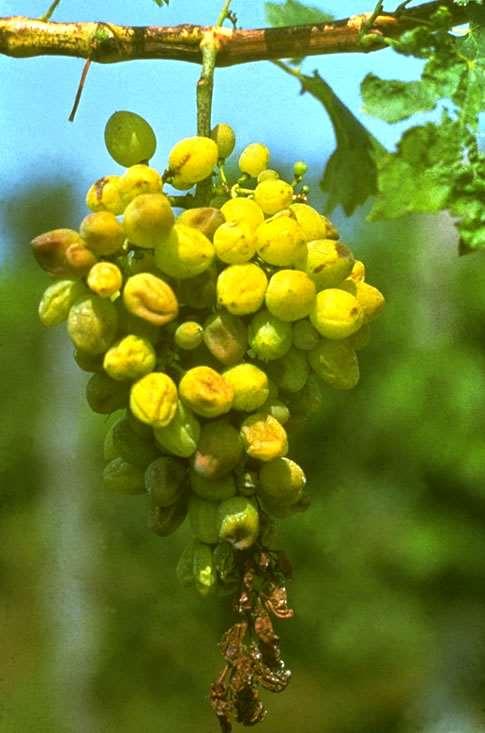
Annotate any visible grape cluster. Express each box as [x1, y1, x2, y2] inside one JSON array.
[[32, 112, 384, 598]]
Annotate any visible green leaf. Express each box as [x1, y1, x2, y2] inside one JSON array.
[[295, 71, 384, 215], [449, 150, 485, 252], [453, 0, 483, 6], [361, 74, 439, 123], [152, 0, 169, 6], [265, 0, 333, 27], [369, 116, 462, 220]]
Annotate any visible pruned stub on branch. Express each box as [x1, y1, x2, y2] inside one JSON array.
[[210, 547, 293, 731]]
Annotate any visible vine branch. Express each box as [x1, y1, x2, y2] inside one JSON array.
[[0, 2, 467, 66]]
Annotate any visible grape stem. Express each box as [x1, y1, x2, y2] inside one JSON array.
[[40, 0, 61, 22], [194, 0, 233, 204]]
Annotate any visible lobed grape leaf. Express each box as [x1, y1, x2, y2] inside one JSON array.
[[362, 6, 485, 250], [265, 0, 333, 27], [296, 71, 384, 215]]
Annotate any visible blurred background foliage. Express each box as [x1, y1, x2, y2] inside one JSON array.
[[2, 170, 485, 733]]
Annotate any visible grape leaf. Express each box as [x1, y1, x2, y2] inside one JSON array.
[[361, 75, 439, 122], [265, 0, 333, 27], [453, 0, 483, 6], [449, 149, 485, 252], [152, 0, 169, 6], [369, 115, 462, 220], [296, 71, 384, 215]]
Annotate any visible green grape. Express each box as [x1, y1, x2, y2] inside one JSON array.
[[341, 280, 385, 322], [260, 399, 290, 425], [123, 193, 174, 248], [87, 262, 123, 298], [118, 164, 162, 206], [177, 207, 225, 240], [74, 348, 104, 373], [293, 161, 308, 177], [153, 400, 200, 458], [176, 542, 196, 588], [223, 363, 269, 412], [129, 371, 178, 427], [216, 263, 268, 316], [296, 239, 355, 290], [220, 197, 264, 231], [188, 495, 220, 544], [240, 412, 288, 462], [168, 136, 219, 188], [175, 321, 204, 350], [213, 542, 237, 583], [31, 228, 97, 278], [38, 279, 87, 327], [289, 202, 328, 241], [292, 319, 320, 351], [179, 366, 233, 418], [123, 273, 178, 326], [67, 295, 118, 355], [248, 309, 293, 362], [257, 169, 280, 183], [310, 288, 364, 340], [256, 214, 306, 267], [103, 334, 156, 381], [111, 415, 159, 467], [145, 456, 186, 507], [177, 267, 217, 310], [155, 224, 215, 279], [238, 143, 270, 177], [104, 110, 157, 167], [80, 211, 125, 256], [190, 470, 236, 502], [85, 175, 124, 215], [286, 373, 324, 430], [193, 541, 217, 596], [266, 347, 309, 393], [203, 312, 248, 366], [258, 457, 306, 506], [192, 419, 243, 479], [103, 420, 120, 462], [217, 496, 260, 550], [86, 372, 129, 414], [213, 221, 257, 264], [103, 457, 146, 495], [253, 179, 293, 215], [149, 498, 188, 537], [308, 339, 360, 390], [211, 123, 236, 160], [265, 269, 316, 322]]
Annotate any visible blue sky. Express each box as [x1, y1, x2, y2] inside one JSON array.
[[0, 0, 428, 251]]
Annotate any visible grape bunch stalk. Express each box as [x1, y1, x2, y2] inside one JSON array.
[[31, 110, 384, 730]]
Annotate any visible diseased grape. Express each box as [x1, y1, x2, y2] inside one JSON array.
[[155, 224, 214, 279], [217, 263, 268, 315], [86, 175, 124, 215], [179, 366, 233, 418], [32, 229, 97, 278], [192, 420, 243, 479], [296, 239, 354, 290], [118, 165, 162, 206], [175, 321, 204, 350], [221, 197, 264, 231], [168, 136, 218, 188], [254, 179, 293, 215], [38, 279, 87, 327], [80, 211, 125, 256], [123, 193, 174, 248], [103, 334, 156, 381], [308, 339, 360, 390], [223, 363, 269, 412], [67, 295, 118, 355], [256, 214, 306, 267], [310, 288, 364, 340], [123, 273, 178, 326], [217, 496, 260, 549], [213, 221, 257, 264], [177, 207, 224, 240], [154, 400, 200, 458], [105, 110, 157, 167], [87, 262, 123, 298], [203, 312, 248, 366], [265, 269, 316, 322], [130, 371, 178, 428], [211, 123, 236, 160], [240, 412, 288, 462]]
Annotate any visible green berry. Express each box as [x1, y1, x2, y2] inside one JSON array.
[[86, 372, 130, 414], [258, 457, 306, 506], [153, 400, 200, 458], [110, 414, 159, 468], [308, 339, 359, 390], [67, 295, 118, 355], [188, 495, 220, 544], [175, 321, 204, 350], [190, 470, 236, 502], [149, 498, 187, 537], [104, 110, 157, 167], [248, 309, 293, 362], [192, 419, 243, 479], [103, 457, 146, 495], [145, 456, 186, 507], [38, 279, 87, 327], [203, 312, 248, 366], [217, 496, 260, 550], [266, 347, 309, 393], [211, 123, 236, 160], [292, 319, 320, 351], [193, 541, 217, 596]]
